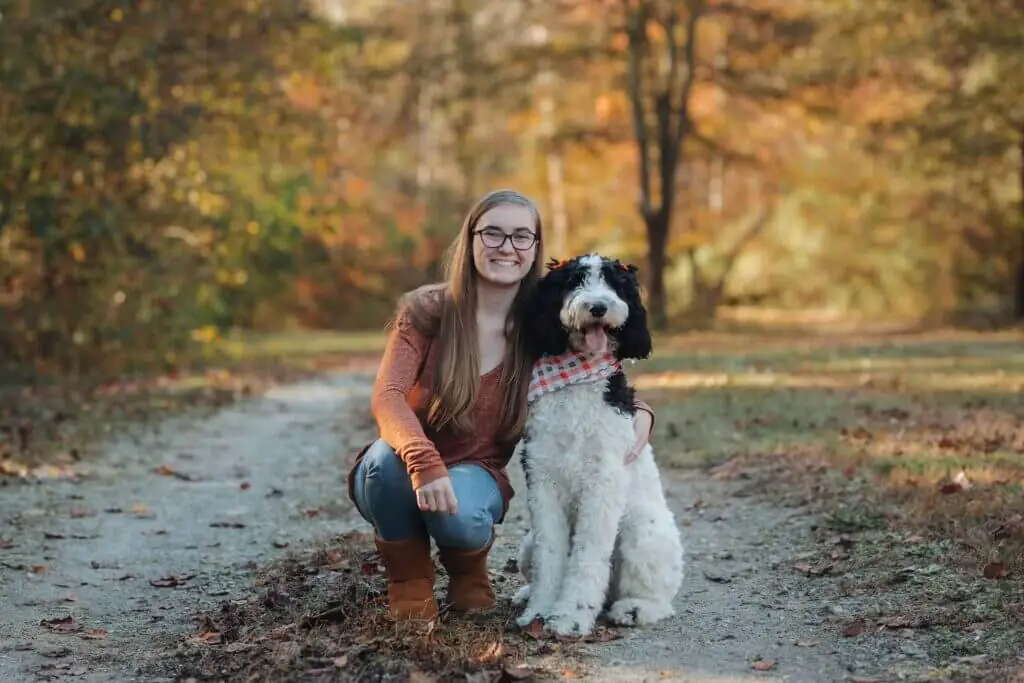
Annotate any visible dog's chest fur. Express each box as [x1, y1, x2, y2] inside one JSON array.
[[522, 376, 636, 503]]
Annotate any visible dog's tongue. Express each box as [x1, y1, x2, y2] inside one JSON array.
[[584, 325, 608, 355]]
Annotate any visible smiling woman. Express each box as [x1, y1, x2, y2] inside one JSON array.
[[345, 189, 657, 623]]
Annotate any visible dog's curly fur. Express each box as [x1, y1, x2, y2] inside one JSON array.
[[511, 254, 684, 637]]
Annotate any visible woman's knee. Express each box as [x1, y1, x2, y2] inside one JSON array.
[[425, 506, 494, 549], [361, 439, 409, 486], [354, 440, 423, 541]]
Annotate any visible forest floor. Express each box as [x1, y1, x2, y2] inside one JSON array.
[[1, 327, 1021, 682]]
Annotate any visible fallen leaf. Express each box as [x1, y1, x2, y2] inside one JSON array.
[[239, 481, 251, 490], [0, 538, 14, 549], [877, 615, 914, 629], [81, 629, 107, 640], [954, 654, 988, 665], [500, 665, 535, 682], [44, 531, 65, 539], [69, 508, 95, 518], [479, 641, 505, 663], [185, 631, 222, 646], [523, 618, 546, 640], [64, 595, 78, 602], [841, 620, 865, 637], [586, 626, 623, 643], [752, 659, 777, 671], [30, 564, 48, 574], [939, 470, 972, 494], [983, 561, 1007, 579], [150, 573, 195, 588], [154, 464, 194, 481], [793, 562, 833, 576], [333, 655, 348, 668], [560, 670, 577, 679], [408, 672, 439, 683], [41, 616, 80, 633], [272, 541, 289, 549], [795, 639, 820, 647], [830, 534, 854, 549], [301, 508, 323, 518]]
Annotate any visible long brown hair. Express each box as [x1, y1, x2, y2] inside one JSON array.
[[401, 189, 544, 443]]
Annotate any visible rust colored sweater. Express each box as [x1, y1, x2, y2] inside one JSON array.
[[347, 294, 656, 520]]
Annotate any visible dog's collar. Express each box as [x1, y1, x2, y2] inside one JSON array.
[[527, 351, 621, 405]]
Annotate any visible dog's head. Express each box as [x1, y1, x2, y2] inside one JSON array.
[[525, 253, 653, 361]]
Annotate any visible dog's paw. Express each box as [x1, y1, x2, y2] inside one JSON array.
[[511, 584, 531, 608], [606, 598, 674, 627], [544, 608, 597, 637]]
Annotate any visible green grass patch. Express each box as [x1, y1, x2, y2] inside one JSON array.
[[633, 328, 1024, 675]]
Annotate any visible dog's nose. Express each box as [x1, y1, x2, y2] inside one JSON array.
[[589, 303, 607, 318]]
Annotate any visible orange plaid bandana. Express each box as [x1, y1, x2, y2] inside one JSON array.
[[527, 351, 621, 405]]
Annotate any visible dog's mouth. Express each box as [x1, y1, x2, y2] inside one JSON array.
[[580, 323, 610, 355]]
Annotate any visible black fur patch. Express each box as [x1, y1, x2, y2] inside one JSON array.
[[603, 371, 636, 415], [520, 433, 533, 488]]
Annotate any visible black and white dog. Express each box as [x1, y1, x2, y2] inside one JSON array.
[[512, 254, 684, 637]]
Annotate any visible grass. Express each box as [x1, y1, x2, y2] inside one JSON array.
[[632, 327, 1024, 676], [0, 328, 388, 478]]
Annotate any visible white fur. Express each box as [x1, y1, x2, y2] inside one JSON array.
[[513, 381, 685, 637], [560, 254, 630, 332]]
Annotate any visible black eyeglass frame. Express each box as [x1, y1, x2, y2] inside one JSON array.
[[472, 227, 540, 251]]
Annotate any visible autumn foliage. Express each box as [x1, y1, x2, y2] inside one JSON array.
[[2, 0, 1022, 375]]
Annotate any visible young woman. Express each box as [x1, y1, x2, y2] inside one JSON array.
[[347, 189, 656, 621]]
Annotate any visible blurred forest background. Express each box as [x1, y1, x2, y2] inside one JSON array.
[[2, 0, 1022, 377]]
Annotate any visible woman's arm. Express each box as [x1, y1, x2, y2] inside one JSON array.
[[625, 396, 656, 463], [370, 313, 448, 489]]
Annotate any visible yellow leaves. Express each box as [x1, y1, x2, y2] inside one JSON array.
[[191, 326, 219, 345], [110, 8, 124, 22], [69, 243, 87, 263]]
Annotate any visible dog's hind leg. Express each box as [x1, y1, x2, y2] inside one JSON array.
[[543, 478, 626, 636], [606, 464, 684, 627], [515, 484, 570, 628]]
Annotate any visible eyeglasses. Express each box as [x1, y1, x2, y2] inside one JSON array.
[[474, 227, 539, 251]]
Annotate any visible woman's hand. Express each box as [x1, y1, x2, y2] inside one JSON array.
[[625, 410, 653, 464], [416, 476, 458, 515]]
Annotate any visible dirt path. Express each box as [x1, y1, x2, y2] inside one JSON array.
[[0, 372, 375, 682], [2, 370, 931, 682]]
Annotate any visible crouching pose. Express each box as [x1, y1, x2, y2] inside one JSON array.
[[346, 192, 658, 621]]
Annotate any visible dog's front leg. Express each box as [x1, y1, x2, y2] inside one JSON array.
[[544, 476, 626, 636], [515, 483, 570, 628]]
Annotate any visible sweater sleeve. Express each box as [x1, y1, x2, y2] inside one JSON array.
[[370, 311, 448, 490]]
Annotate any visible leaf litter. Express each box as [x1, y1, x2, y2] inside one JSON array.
[[173, 531, 572, 682]]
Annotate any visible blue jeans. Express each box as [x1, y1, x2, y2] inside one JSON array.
[[352, 439, 503, 550]]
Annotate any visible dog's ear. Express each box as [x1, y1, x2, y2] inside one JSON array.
[[612, 263, 653, 361], [524, 267, 572, 358]]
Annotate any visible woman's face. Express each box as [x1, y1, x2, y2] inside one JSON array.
[[471, 203, 538, 287]]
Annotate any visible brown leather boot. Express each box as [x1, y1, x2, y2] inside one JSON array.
[[438, 538, 496, 612], [374, 536, 438, 621]]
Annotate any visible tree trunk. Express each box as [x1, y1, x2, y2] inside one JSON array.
[[645, 210, 670, 330], [1014, 128, 1024, 320]]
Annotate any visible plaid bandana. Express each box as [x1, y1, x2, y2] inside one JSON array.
[[527, 351, 621, 405]]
